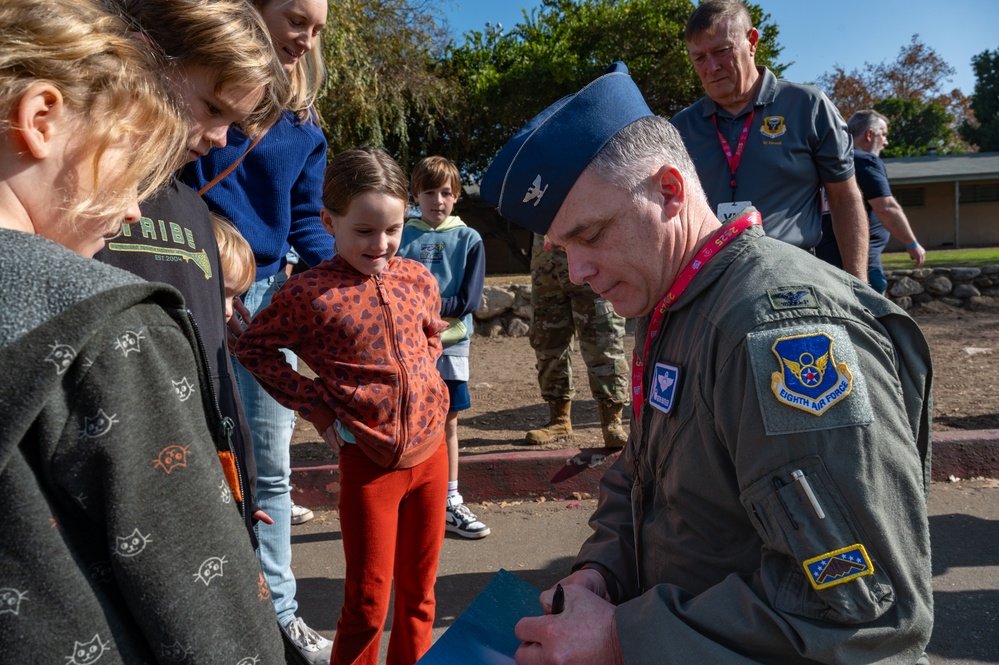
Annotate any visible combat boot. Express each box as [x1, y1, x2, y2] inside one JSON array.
[[525, 399, 573, 445], [598, 400, 628, 448]]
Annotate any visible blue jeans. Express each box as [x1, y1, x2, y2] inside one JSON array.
[[235, 273, 299, 625], [868, 265, 888, 295]]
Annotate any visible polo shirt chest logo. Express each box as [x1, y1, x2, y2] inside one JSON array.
[[770, 332, 853, 415], [760, 115, 786, 138]]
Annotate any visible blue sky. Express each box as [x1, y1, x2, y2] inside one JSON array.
[[443, 0, 998, 96]]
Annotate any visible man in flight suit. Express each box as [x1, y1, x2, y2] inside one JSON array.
[[481, 61, 933, 665]]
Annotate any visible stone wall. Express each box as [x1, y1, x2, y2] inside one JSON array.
[[886, 265, 999, 311], [474, 266, 999, 337], [473, 284, 534, 337]]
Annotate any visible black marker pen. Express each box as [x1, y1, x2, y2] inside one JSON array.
[[551, 583, 565, 615]]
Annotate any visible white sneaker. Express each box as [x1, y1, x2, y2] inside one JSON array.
[[283, 616, 332, 665], [291, 503, 315, 525], [445, 495, 491, 539]]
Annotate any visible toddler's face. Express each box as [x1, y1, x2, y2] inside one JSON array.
[[223, 293, 236, 321], [322, 192, 405, 276], [415, 184, 456, 227]]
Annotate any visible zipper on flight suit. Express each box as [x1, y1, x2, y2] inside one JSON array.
[[632, 310, 674, 593]]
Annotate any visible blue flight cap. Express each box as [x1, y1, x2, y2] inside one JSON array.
[[480, 62, 653, 234]]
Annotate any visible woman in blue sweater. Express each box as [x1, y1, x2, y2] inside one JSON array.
[[181, 1, 333, 663]]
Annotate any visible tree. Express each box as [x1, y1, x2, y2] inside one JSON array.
[[317, 0, 456, 168], [960, 47, 999, 152], [817, 35, 957, 118], [816, 35, 970, 155], [434, 0, 785, 178], [874, 97, 952, 158]]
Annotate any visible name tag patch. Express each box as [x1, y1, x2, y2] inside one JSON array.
[[771, 332, 853, 416], [803, 544, 874, 590], [648, 362, 681, 415]]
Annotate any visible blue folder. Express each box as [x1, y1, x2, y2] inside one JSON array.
[[417, 569, 543, 665]]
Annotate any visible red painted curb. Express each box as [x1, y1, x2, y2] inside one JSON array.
[[291, 447, 621, 509], [931, 429, 999, 480], [291, 431, 999, 508]]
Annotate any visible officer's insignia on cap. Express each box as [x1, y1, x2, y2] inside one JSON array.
[[649, 362, 681, 415], [802, 544, 873, 590], [760, 115, 786, 138], [523, 175, 549, 206], [767, 287, 817, 310], [771, 332, 852, 415]]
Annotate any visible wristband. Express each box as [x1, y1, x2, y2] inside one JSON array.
[[906, 241, 919, 250]]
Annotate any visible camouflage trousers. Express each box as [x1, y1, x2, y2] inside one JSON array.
[[529, 234, 629, 404]]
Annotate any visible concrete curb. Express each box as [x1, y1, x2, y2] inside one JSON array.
[[931, 429, 999, 480], [291, 431, 999, 508]]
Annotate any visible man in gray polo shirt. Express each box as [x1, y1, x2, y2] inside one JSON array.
[[670, 0, 868, 280]]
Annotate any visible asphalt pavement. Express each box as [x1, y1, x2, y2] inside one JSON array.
[[289, 479, 999, 664]]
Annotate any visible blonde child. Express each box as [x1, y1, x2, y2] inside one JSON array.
[[398, 156, 489, 538], [181, 3, 333, 643], [236, 147, 450, 665], [0, 0, 285, 660], [210, 212, 278, 523], [92, 0, 289, 573], [211, 213, 257, 322]]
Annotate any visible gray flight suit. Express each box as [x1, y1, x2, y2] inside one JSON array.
[[575, 220, 932, 664]]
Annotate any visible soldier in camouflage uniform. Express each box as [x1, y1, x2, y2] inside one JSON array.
[[527, 233, 630, 447]]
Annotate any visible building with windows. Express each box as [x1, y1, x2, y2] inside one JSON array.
[[883, 152, 999, 249]]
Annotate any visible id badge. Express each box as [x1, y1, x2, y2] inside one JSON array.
[[718, 201, 753, 221]]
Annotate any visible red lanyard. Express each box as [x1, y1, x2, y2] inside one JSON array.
[[713, 110, 755, 196], [631, 212, 762, 419]]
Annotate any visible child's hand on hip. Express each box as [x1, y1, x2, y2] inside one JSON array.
[[322, 424, 345, 450]]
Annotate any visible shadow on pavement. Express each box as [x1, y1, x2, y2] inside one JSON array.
[[926, 513, 999, 663]]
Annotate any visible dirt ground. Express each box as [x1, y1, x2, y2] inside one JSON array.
[[290, 301, 999, 464]]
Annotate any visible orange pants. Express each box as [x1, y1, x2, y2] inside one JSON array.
[[331, 441, 447, 665]]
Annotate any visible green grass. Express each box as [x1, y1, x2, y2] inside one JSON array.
[[485, 273, 531, 285], [484, 248, 999, 279], [882, 247, 999, 271]]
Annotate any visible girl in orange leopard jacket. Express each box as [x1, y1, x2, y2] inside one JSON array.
[[236, 148, 449, 665]]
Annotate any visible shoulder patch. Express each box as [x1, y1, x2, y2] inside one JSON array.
[[767, 287, 818, 311], [803, 544, 874, 590], [770, 332, 851, 415], [746, 324, 872, 434]]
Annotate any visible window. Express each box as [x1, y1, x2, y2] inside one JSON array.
[[892, 187, 925, 207], [959, 182, 999, 204]]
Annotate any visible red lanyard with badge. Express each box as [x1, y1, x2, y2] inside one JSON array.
[[713, 110, 754, 201], [631, 212, 762, 419]]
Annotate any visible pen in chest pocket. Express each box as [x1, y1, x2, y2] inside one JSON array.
[[791, 469, 826, 520]]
